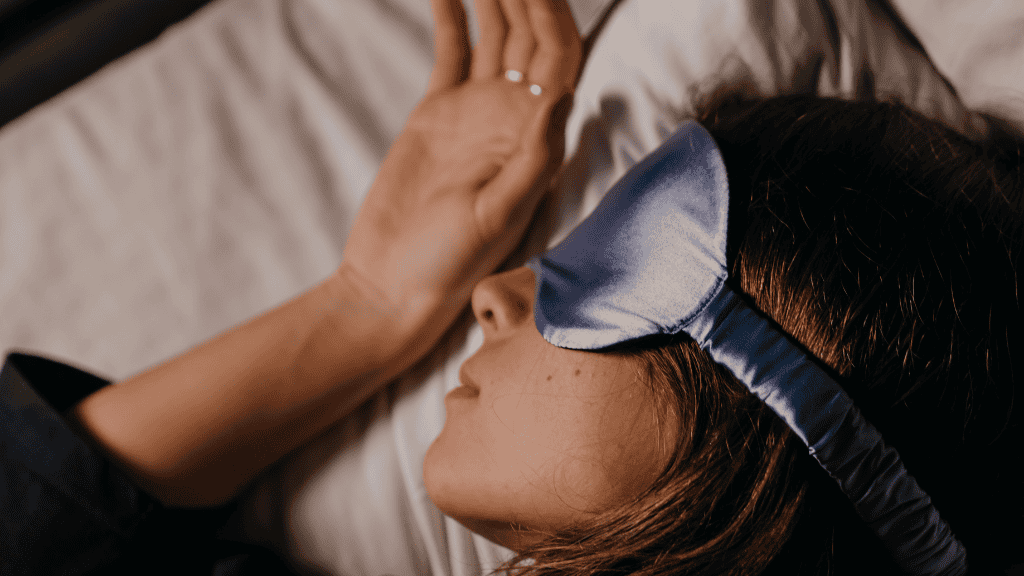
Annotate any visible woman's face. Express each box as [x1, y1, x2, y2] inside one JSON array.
[[423, 266, 679, 552]]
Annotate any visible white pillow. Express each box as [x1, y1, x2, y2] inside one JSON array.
[[891, 0, 1024, 129]]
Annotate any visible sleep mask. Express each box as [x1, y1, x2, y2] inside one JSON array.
[[524, 121, 967, 576]]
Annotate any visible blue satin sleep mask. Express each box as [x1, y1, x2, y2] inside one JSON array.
[[524, 121, 967, 576]]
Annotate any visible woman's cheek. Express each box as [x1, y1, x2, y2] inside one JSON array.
[[489, 391, 548, 438]]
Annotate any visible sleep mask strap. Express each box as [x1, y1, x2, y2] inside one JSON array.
[[525, 120, 968, 576]]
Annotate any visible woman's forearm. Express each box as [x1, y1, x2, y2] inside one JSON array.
[[67, 268, 419, 509]]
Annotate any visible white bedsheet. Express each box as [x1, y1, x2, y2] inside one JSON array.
[[892, 0, 1024, 129], [1, 0, 1021, 574]]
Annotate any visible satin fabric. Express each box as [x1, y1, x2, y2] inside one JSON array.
[[524, 120, 967, 576], [527, 119, 729, 350]]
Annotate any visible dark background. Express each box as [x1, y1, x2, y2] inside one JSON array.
[[0, 0, 215, 129]]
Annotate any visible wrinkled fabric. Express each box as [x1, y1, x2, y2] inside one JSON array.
[[0, 351, 299, 576], [525, 120, 968, 576]]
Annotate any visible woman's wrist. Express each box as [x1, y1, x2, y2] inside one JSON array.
[[327, 263, 408, 350], [67, 269, 430, 509], [330, 261, 460, 362], [330, 262, 428, 352]]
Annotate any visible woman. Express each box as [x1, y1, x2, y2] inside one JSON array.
[[3, 0, 1020, 574], [424, 90, 1024, 575]]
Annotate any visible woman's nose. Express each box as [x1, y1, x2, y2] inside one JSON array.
[[470, 266, 536, 337]]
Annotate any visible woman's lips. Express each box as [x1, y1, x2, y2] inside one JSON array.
[[458, 364, 480, 392], [447, 364, 481, 399], [446, 385, 478, 400]]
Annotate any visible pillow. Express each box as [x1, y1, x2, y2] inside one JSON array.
[[891, 0, 1024, 129]]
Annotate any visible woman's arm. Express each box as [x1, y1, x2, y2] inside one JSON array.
[[65, 0, 580, 511], [66, 266, 419, 509]]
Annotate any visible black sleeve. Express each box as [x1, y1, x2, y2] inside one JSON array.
[[0, 351, 302, 576]]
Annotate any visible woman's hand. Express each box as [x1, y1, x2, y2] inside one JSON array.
[[339, 0, 582, 343]]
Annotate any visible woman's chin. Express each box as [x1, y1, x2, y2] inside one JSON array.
[[423, 437, 534, 553], [449, 516, 538, 553]]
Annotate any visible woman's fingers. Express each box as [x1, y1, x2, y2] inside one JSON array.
[[498, 0, 536, 81], [468, 0, 580, 93], [525, 0, 581, 94], [476, 92, 570, 240], [470, 0, 508, 80], [470, 0, 533, 83], [426, 0, 471, 95]]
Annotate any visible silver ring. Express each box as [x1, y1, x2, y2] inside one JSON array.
[[529, 84, 543, 96], [505, 70, 524, 83]]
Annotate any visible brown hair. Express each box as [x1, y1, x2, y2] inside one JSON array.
[[490, 91, 1024, 575]]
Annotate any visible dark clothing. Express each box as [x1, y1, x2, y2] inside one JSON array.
[[1, 351, 302, 576]]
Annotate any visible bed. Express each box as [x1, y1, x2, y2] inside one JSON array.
[[1, 0, 1021, 574]]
